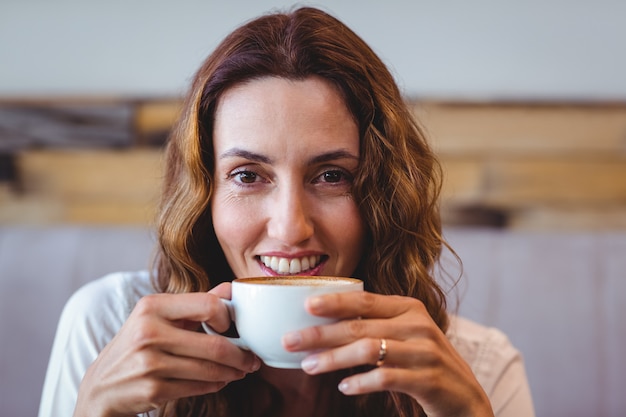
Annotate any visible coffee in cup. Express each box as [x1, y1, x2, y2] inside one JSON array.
[[202, 276, 363, 369]]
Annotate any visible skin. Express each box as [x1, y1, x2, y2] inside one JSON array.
[[73, 76, 493, 417], [74, 285, 260, 417], [286, 292, 494, 417], [211, 76, 366, 280]]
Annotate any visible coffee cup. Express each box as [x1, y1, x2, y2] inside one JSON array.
[[202, 276, 363, 369]]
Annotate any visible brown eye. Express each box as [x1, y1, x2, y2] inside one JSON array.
[[323, 170, 343, 183], [235, 171, 258, 183]]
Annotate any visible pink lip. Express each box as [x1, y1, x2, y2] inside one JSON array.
[[259, 250, 324, 258]]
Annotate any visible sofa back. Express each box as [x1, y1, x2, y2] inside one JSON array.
[[1, 226, 624, 417]]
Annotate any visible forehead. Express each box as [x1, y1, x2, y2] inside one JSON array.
[[215, 76, 351, 122], [213, 76, 359, 156]]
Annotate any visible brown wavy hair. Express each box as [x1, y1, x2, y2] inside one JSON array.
[[154, 6, 450, 417]]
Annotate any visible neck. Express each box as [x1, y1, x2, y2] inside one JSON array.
[[260, 364, 322, 396], [254, 365, 332, 417]]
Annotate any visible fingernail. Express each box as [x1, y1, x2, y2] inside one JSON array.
[[308, 296, 323, 312], [338, 380, 351, 394], [282, 331, 302, 349], [301, 355, 319, 372], [250, 356, 261, 372]]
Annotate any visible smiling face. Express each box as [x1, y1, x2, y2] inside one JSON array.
[[211, 76, 365, 279]]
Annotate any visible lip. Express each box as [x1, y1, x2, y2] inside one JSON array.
[[256, 254, 328, 276]]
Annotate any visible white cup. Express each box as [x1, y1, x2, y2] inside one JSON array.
[[202, 276, 363, 369]]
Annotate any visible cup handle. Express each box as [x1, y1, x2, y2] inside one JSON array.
[[201, 299, 250, 350]]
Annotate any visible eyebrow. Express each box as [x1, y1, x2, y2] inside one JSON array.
[[307, 150, 359, 165], [218, 148, 273, 164], [218, 148, 359, 165]]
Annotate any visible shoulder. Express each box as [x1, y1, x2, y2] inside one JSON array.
[[446, 316, 535, 416], [446, 316, 521, 391], [446, 315, 519, 357], [69, 270, 156, 311], [39, 271, 157, 417], [60, 270, 156, 351]]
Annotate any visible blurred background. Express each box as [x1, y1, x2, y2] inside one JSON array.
[[1, 0, 625, 228], [1, 1, 625, 416]]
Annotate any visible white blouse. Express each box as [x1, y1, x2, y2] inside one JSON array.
[[38, 271, 535, 417]]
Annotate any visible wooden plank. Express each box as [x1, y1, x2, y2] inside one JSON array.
[[483, 156, 626, 205], [0, 103, 134, 150], [134, 100, 183, 146], [439, 157, 486, 204], [134, 100, 182, 134], [412, 102, 626, 154], [17, 149, 163, 202], [508, 206, 626, 231], [64, 201, 156, 224], [0, 194, 154, 225], [0, 185, 65, 224]]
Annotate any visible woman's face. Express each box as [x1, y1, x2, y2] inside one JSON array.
[[211, 76, 365, 279]]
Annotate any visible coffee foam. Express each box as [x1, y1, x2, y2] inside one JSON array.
[[236, 276, 359, 286]]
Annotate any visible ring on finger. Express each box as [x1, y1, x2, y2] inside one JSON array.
[[376, 338, 387, 367]]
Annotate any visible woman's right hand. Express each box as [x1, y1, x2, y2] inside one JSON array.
[[73, 283, 261, 417]]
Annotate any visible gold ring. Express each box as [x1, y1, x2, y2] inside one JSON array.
[[376, 338, 387, 367]]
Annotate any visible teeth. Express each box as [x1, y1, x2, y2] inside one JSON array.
[[289, 258, 301, 274], [260, 255, 321, 274], [278, 258, 289, 273], [270, 256, 279, 270]]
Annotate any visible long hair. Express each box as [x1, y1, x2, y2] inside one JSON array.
[[154, 6, 449, 416]]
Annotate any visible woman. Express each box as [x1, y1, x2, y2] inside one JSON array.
[[39, 6, 534, 417]]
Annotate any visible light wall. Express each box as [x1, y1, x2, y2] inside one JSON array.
[[2, 0, 626, 100]]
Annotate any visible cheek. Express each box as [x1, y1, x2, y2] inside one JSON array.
[[326, 200, 366, 262], [211, 197, 260, 255]]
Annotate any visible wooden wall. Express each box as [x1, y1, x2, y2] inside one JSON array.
[[1, 99, 625, 229], [414, 102, 626, 229]]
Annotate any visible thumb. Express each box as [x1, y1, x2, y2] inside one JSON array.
[[209, 282, 232, 299]]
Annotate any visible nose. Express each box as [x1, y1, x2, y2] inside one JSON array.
[[266, 184, 314, 245]]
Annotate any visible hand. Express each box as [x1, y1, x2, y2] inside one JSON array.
[[74, 283, 261, 417], [282, 291, 494, 417]]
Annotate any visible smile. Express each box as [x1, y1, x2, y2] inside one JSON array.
[[260, 255, 323, 274]]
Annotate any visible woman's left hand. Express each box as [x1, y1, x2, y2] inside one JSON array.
[[282, 291, 494, 417]]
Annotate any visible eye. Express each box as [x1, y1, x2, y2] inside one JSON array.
[[230, 170, 259, 184], [323, 170, 344, 183], [315, 169, 352, 184]]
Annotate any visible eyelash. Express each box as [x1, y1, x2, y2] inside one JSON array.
[[229, 170, 261, 184], [313, 169, 353, 184], [227, 168, 353, 186]]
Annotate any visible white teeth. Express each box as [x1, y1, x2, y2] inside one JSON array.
[[278, 258, 290, 273], [289, 258, 301, 274], [301, 257, 310, 271], [270, 256, 279, 270], [260, 255, 321, 274]]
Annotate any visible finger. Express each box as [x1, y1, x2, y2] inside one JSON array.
[[165, 331, 260, 373], [300, 337, 380, 374], [338, 352, 495, 416], [159, 379, 229, 399], [123, 378, 229, 412], [301, 338, 441, 375], [140, 348, 248, 383], [134, 292, 232, 333], [284, 318, 392, 351], [208, 282, 232, 299], [284, 313, 437, 352], [130, 319, 260, 373], [337, 367, 423, 396], [306, 291, 424, 320]]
